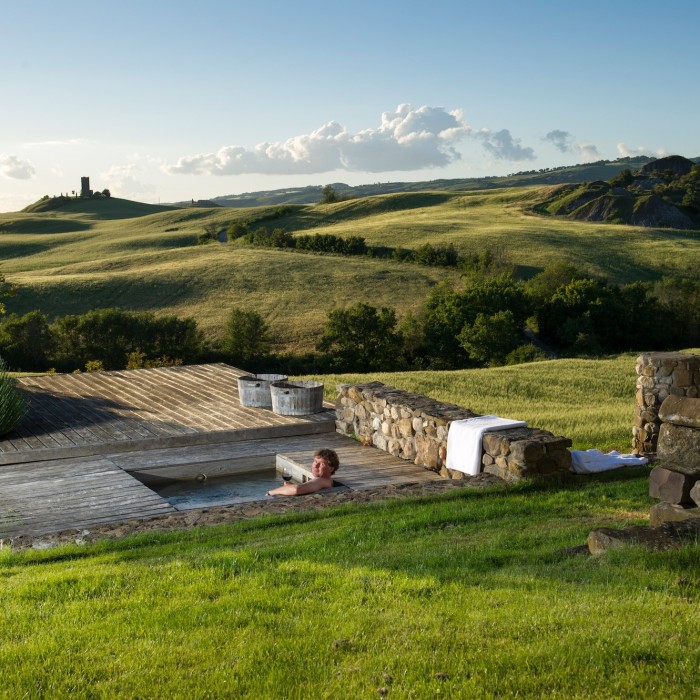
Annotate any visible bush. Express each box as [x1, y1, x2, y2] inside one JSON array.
[[0, 311, 54, 371], [0, 356, 27, 436], [52, 309, 204, 371]]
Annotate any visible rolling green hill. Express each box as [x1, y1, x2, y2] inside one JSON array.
[[1, 186, 699, 353], [175, 156, 662, 208]]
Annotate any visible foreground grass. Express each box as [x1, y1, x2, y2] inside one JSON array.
[[1, 470, 698, 698], [301, 353, 642, 452]]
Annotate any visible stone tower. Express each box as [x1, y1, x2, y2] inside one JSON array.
[[80, 177, 92, 198]]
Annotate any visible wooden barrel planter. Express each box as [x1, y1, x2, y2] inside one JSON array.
[[237, 374, 288, 408], [270, 380, 325, 415]]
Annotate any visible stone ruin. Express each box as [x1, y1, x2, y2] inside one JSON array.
[[589, 352, 700, 554]]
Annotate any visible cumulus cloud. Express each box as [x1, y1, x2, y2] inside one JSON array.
[[101, 163, 156, 197], [0, 154, 36, 179], [165, 105, 492, 176], [478, 129, 536, 161], [543, 130, 600, 161], [617, 142, 650, 157], [576, 143, 601, 161], [543, 130, 574, 153]]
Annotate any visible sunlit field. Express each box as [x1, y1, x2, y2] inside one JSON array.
[[2, 189, 698, 353]]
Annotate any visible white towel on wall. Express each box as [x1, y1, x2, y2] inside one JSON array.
[[570, 449, 648, 474], [446, 415, 527, 476]]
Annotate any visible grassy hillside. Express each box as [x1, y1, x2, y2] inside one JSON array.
[[199, 157, 659, 207], [1, 189, 699, 352]]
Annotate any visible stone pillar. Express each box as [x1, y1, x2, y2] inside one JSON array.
[[633, 352, 700, 455]]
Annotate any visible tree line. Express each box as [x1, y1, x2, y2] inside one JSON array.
[[1, 264, 698, 375]]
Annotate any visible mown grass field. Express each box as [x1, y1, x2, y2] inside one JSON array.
[[1, 189, 699, 352], [2, 468, 698, 698]]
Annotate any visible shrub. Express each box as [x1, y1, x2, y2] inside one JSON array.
[[52, 309, 203, 371], [0, 311, 54, 371], [0, 356, 27, 436]]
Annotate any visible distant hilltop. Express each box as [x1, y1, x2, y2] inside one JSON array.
[[168, 155, 699, 209], [533, 155, 700, 230], [23, 175, 112, 213]]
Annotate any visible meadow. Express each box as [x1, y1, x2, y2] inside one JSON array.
[[301, 353, 642, 452], [1, 188, 698, 353]]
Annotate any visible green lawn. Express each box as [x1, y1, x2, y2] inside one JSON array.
[[1, 470, 698, 698]]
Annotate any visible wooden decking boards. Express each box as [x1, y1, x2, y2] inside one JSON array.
[[0, 364, 443, 540], [2, 363, 336, 464]]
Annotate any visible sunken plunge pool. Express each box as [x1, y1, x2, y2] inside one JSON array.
[[128, 454, 308, 510]]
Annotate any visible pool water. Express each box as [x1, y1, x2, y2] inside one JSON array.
[[154, 469, 285, 509]]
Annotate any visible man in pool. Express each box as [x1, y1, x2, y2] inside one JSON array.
[[266, 448, 339, 496]]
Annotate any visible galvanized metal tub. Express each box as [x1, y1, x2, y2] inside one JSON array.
[[237, 374, 288, 408], [270, 380, 324, 415]]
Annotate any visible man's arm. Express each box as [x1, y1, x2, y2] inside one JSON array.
[[267, 476, 333, 497]]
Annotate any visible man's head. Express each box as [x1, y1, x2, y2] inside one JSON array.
[[314, 448, 340, 475]]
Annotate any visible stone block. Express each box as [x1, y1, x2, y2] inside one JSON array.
[[649, 465, 700, 504], [657, 423, 700, 469], [587, 524, 692, 555], [658, 395, 700, 429], [509, 440, 546, 463], [672, 369, 694, 387], [649, 501, 700, 526], [691, 481, 700, 508]]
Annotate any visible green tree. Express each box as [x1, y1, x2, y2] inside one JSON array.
[[422, 275, 531, 369], [320, 184, 338, 204], [537, 278, 629, 355], [52, 309, 202, 370], [317, 303, 402, 372], [221, 308, 271, 368], [457, 310, 521, 366], [0, 311, 54, 371], [525, 261, 584, 304]]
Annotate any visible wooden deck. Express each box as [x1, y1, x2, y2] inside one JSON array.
[[0, 365, 442, 540], [3, 363, 335, 465]]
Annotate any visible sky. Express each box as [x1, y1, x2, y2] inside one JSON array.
[[1, 0, 699, 212]]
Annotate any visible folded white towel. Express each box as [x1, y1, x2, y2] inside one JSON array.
[[570, 449, 648, 474], [446, 415, 527, 476]]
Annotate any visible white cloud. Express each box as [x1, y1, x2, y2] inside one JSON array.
[[165, 104, 485, 176], [0, 154, 36, 180], [479, 129, 536, 162], [617, 143, 669, 159], [616, 142, 650, 157], [576, 143, 601, 161], [101, 163, 156, 198], [543, 130, 574, 153]]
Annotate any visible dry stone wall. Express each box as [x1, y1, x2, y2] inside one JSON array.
[[335, 381, 571, 483], [633, 352, 700, 455], [649, 395, 700, 527]]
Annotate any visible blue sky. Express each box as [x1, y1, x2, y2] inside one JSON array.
[[1, 0, 698, 211]]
